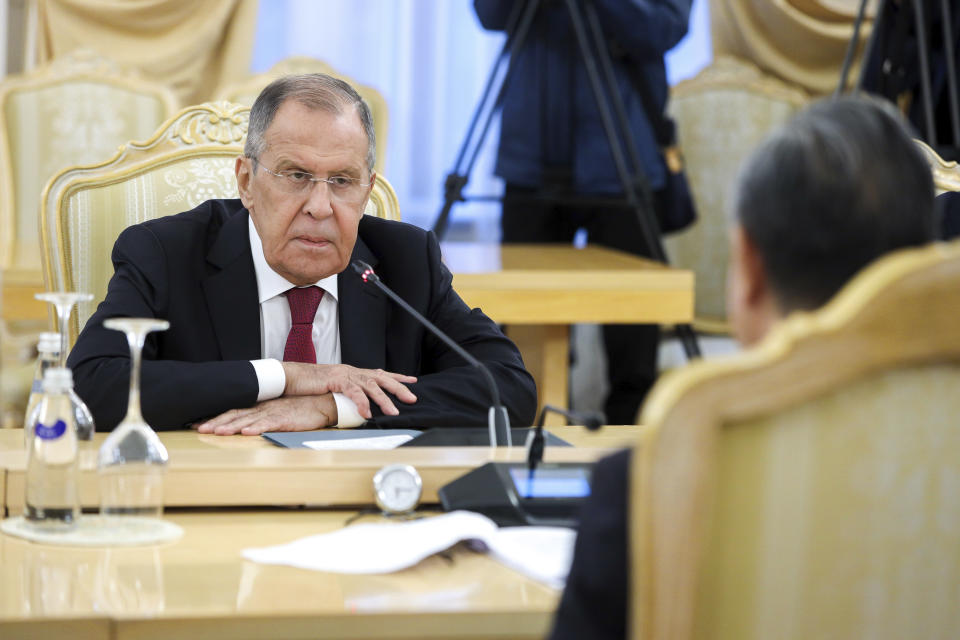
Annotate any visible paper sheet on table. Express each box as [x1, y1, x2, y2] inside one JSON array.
[[302, 434, 413, 450], [242, 511, 576, 589], [481, 526, 576, 589]]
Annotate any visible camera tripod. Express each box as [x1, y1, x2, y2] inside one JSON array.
[[838, 0, 959, 151], [431, 0, 701, 360]]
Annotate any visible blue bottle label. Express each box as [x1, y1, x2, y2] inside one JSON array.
[[35, 420, 67, 440]]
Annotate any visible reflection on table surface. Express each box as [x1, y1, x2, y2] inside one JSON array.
[[0, 510, 560, 638]]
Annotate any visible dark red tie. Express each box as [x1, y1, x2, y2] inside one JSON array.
[[283, 286, 324, 363]]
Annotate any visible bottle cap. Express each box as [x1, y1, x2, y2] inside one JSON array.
[[41, 367, 73, 393], [37, 332, 60, 355]]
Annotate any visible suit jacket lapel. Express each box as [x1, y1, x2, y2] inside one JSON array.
[[339, 237, 387, 369], [202, 209, 261, 361]]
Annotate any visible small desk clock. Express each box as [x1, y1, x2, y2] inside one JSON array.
[[373, 464, 423, 515]]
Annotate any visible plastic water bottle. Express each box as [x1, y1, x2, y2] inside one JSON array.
[[25, 367, 80, 530], [24, 333, 95, 446], [23, 333, 59, 446]]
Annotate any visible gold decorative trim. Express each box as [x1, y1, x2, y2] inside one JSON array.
[[366, 174, 402, 222], [0, 48, 179, 273], [171, 101, 249, 146], [914, 138, 960, 194]]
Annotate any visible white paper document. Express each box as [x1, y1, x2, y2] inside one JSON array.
[[242, 511, 576, 589], [302, 434, 413, 450]]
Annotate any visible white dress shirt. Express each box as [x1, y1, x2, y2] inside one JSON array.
[[247, 217, 363, 427]]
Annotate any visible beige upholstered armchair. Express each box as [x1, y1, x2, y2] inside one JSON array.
[[40, 100, 400, 345], [630, 239, 960, 639], [666, 56, 809, 333], [216, 57, 389, 172], [0, 49, 178, 283]]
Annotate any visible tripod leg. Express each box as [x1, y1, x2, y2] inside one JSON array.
[[582, 4, 646, 185], [912, 0, 938, 147], [856, 0, 888, 91], [566, 0, 701, 359], [431, 0, 544, 238], [940, 0, 960, 147], [835, 0, 872, 97], [563, 0, 663, 262]]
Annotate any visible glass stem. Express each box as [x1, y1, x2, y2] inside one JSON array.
[[125, 331, 147, 424], [56, 304, 71, 368]]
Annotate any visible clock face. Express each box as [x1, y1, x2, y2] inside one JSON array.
[[373, 464, 423, 514]]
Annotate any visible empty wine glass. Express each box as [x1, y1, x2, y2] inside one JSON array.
[[98, 318, 170, 519], [34, 292, 93, 368], [32, 293, 96, 444]]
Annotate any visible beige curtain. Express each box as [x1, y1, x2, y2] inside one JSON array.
[[35, 0, 258, 105], [712, 0, 876, 95]]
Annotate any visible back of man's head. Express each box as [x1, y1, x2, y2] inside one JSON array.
[[734, 95, 937, 313]]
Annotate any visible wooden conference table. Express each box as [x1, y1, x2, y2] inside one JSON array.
[[0, 426, 646, 639], [443, 242, 693, 415]]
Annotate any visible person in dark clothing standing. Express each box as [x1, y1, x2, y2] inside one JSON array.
[[473, 0, 693, 423]]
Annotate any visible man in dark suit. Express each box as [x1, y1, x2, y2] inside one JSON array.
[[548, 96, 939, 639], [69, 74, 537, 433]]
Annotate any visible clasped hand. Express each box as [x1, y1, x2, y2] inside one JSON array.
[[195, 363, 417, 436]]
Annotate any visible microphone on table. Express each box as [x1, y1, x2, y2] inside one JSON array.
[[527, 405, 604, 475], [351, 260, 512, 447]]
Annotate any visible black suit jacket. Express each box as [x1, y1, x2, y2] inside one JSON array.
[[69, 199, 537, 431], [549, 448, 629, 640]]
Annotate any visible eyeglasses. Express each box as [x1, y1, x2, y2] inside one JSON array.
[[253, 159, 371, 204]]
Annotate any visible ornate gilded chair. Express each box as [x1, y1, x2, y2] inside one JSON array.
[[630, 240, 960, 639], [216, 57, 389, 172], [40, 100, 399, 345], [666, 56, 809, 333], [0, 49, 178, 287]]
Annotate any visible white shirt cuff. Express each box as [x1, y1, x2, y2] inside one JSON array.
[[333, 393, 365, 428], [251, 359, 285, 402]]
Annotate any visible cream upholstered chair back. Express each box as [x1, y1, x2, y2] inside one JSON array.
[[41, 100, 400, 344], [630, 240, 960, 640], [666, 56, 809, 332], [915, 139, 960, 193], [216, 57, 389, 172], [0, 49, 178, 276], [40, 102, 248, 342]]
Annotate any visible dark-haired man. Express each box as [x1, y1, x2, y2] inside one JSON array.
[[549, 95, 938, 640], [69, 74, 537, 433]]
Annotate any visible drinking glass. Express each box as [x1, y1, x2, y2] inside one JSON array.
[[34, 292, 93, 368], [32, 293, 96, 443], [97, 318, 170, 518]]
